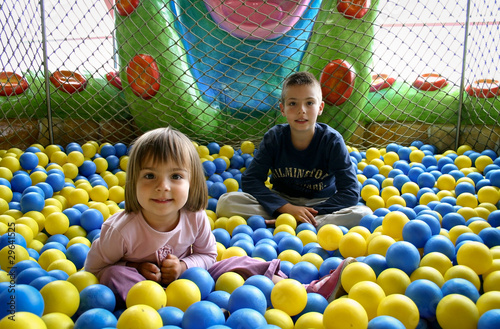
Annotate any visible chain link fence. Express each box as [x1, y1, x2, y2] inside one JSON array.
[[1, 0, 499, 152]]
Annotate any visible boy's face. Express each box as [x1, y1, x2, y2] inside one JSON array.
[[280, 83, 324, 133]]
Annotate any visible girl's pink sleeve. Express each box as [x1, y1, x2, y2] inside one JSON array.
[[181, 212, 217, 270], [84, 224, 127, 278]]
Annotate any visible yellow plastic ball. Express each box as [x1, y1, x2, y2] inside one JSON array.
[[401, 181, 420, 196], [317, 224, 344, 251], [89, 185, 110, 202], [361, 184, 380, 202], [271, 278, 308, 316], [0, 244, 30, 270], [456, 192, 478, 208], [264, 308, 294, 329], [66, 271, 99, 292], [116, 304, 163, 329], [366, 195, 385, 211], [410, 266, 445, 287], [215, 271, 245, 294], [40, 280, 80, 316], [221, 246, 247, 259], [365, 147, 381, 163], [30, 171, 47, 185], [219, 145, 235, 159], [348, 280, 386, 320], [340, 262, 376, 293], [444, 265, 481, 291], [477, 186, 500, 204], [300, 253, 324, 270], [382, 211, 409, 241], [240, 141, 255, 154], [276, 213, 297, 230], [226, 215, 247, 235], [0, 185, 13, 202], [38, 249, 67, 270], [377, 294, 420, 329], [0, 312, 48, 329], [476, 291, 500, 316], [44, 212, 70, 235], [367, 234, 396, 257], [420, 192, 439, 205], [475, 155, 494, 173], [323, 298, 368, 329], [436, 174, 456, 191], [297, 229, 317, 246], [0, 156, 20, 172], [483, 270, 500, 293], [436, 294, 479, 329], [41, 312, 74, 329], [454, 155, 472, 169], [377, 268, 411, 295], [68, 188, 89, 206], [278, 249, 302, 264], [223, 178, 239, 193], [456, 241, 493, 275], [47, 259, 77, 276], [273, 224, 296, 236], [127, 280, 167, 310]]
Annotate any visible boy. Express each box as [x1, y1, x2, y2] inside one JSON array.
[[216, 71, 371, 229]]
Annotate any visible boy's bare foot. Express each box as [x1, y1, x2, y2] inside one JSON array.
[[265, 219, 276, 226]]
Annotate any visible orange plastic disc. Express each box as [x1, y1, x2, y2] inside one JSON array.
[[49, 70, 87, 94], [106, 71, 123, 90], [465, 79, 500, 98], [370, 73, 395, 92], [0, 71, 29, 96], [320, 59, 356, 106], [337, 0, 371, 20], [126, 54, 161, 100], [116, 0, 140, 16], [412, 73, 448, 91]]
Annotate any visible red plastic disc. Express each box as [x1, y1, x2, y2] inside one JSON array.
[[370, 74, 395, 92], [465, 79, 500, 98], [49, 70, 87, 94], [116, 0, 140, 16], [337, 0, 371, 20], [127, 54, 161, 100], [320, 59, 356, 106], [412, 73, 448, 91], [0, 71, 29, 96], [106, 71, 123, 90]]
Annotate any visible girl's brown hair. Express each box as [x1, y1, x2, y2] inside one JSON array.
[[124, 127, 208, 213]]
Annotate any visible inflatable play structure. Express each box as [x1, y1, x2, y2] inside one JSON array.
[[1, 0, 499, 151]]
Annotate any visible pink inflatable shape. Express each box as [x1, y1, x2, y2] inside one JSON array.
[[204, 0, 312, 40]]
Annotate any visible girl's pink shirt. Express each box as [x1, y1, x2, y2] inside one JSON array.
[[84, 208, 217, 278]]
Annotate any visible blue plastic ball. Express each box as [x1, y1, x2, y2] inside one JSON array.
[[405, 279, 443, 319], [80, 208, 104, 232], [402, 219, 432, 248], [209, 182, 227, 199], [212, 228, 231, 248], [243, 275, 275, 308], [225, 308, 267, 329], [206, 290, 231, 310], [158, 306, 184, 327], [368, 316, 406, 329], [362, 254, 388, 277], [79, 160, 97, 177], [251, 243, 278, 261], [65, 243, 90, 270], [478, 309, 500, 329], [76, 284, 117, 316], [10, 173, 32, 193], [180, 267, 215, 300], [20, 192, 45, 213], [213, 158, 227, 174], [19, 152, 39, 170], [441, 278, 480, 302], [182, 301, 226, 329], [29, 275, 57, 290], [0, 284, 45, 318], [277, 236, 303, 254], [45, 173, 65, 192], [289, 261, 319, 284], [386, 241, 421, 276], [318, 257, 343, 277], [74, 308, 118, 329], [423, 235, 456, 261]]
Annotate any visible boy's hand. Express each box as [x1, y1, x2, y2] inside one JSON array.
[[278, 204, 318, 225], [128, 261, 161, 282], [160, 254, 187, 286]]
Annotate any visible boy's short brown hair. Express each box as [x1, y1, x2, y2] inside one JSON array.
[[124, 127, 208, 213], [280, 71, 322, 103]]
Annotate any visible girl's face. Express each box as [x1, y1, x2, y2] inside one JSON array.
[[136, 158, 190, 231]]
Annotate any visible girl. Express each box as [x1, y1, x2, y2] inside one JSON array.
[[84, 127, 218, 305]]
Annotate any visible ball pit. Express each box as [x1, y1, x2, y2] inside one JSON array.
[[1, 140, 500, 329]]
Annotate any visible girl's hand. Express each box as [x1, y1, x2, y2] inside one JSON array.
[[160, 254, 187, 286], [128, 261, 161, 282]]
